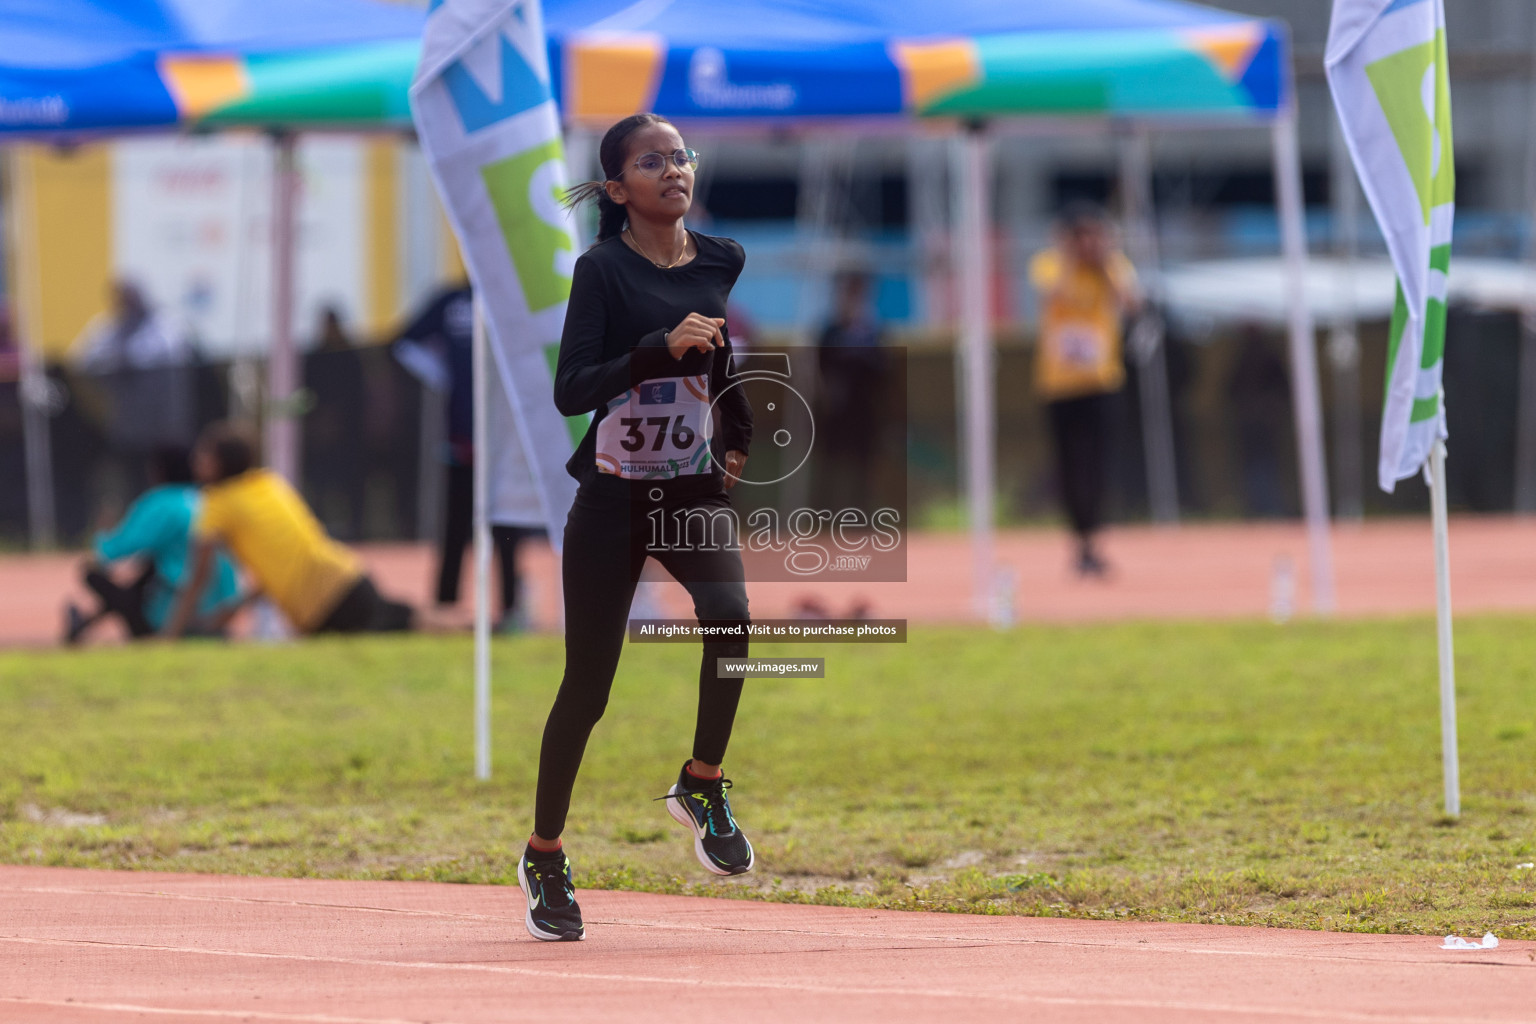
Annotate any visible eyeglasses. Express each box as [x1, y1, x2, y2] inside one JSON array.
[[628, 148, 699, 179]]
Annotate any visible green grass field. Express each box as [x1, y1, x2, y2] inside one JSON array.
[[2, 618, 1534, 937]]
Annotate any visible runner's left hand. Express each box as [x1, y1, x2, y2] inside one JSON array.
[[723, 450, 747, 489]]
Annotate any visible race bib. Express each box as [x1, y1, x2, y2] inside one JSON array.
[[594, 376, 714, 479], [1054, 322, 1108, 369]]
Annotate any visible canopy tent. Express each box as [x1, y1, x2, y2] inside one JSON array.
[[0, 0, 421, 135], [539, 0, 1336, 616], [0, 0, 426, 547], [545, 0, 1284, 123], [1, 0, 1339, 618]]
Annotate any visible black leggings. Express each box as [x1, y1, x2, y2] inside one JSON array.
[[534, 483, 750, 840], [1047, 393, 1110, 541]]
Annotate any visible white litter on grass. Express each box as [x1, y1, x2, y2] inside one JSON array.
[[1441, 933, 1499, 950], [1517, 863, 1534, 870], [19, 804, 108, 827]]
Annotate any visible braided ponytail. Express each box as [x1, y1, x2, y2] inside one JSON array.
[[559, 112, 674, 245], [594, 192, 628, 242], [560, 180, 630, 243]]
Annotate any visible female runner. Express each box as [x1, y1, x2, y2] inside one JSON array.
[[515, 113, 755, 942]]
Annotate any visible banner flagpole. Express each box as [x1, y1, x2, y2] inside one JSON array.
[[412, 0, 586, 779], [1429, 439, 1459, 815], [472, 300, 492, 782], [1327, 0, 1458, 815]]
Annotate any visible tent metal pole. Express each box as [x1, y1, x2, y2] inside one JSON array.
[[1116, 127, 1180, 525], [562, 128, 595, 209], [265, 132, 301, 483], [1514, 41, 1536, 514], [907, 136, 949, 327], [1272, 112, 1337, 614], [1328, 111, 1364, 521], [4, 147, 57, 549], [472, 298, 492, 782], [1518, 316, 1536, 513], [403, 141, 446, 543], [950, 126, 996, 621], [788, 139, 851, 513]]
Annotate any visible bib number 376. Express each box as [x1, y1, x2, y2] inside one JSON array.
[[595, 376, 713, 479], [619, 415, 695, 452]]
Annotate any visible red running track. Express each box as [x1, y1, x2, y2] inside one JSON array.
[[7, 517, 1536, 647], [1, 867, 1532, 1023]]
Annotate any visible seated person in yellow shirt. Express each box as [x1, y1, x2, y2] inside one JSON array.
[[1028, 203, 1142, 577], [163, 422, 415, 638]]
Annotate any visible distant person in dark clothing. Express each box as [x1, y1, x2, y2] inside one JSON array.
[[73, 280, 195, 517], [815, 271, 888, 511], [1230, 325, 1292, 518], [315, 304, 353, 353], [1029, 204, 1141, 577], [303, 304, 367, 538], [65, 447, 239, 644], [0, 300, 18, 381], [394, 285, 535, 630]]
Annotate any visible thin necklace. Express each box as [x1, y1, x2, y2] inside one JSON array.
[[626, 228, 691, 269]]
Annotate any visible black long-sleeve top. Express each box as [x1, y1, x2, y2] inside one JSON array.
[[554, 230, 753, 496]]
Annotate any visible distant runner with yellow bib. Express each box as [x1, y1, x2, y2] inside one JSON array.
[[1029, 204, 1141, 577]]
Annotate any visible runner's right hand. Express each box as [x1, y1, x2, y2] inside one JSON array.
[[666, 314, 725, 359]]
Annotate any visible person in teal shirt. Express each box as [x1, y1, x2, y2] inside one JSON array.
[[65, 447, 239, 643]]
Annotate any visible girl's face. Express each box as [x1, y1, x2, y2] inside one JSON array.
[[605, 122, 693, 225]]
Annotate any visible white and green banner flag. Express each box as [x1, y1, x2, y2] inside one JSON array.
[[1326, 0, 1454, 492], [411, 0, 583, 540]]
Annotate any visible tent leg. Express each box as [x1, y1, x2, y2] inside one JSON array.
[[561, 129, 595, 219], [1517, 318, 1536, 512], [472, 300, 492, 782], [1272, 113, 1336, 614], [907, 136, 949, 327], [950, 127, 997, 622], [4, 147, 57, 549], [1328, 111, 1364, 521], [1117, 128, 1180, 525], [1515, 39, 1536, 515], [789, 139, 853, 512], [265, 133, 301, 484], [18, 348, 56, 550]]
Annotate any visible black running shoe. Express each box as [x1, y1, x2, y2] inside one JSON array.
[[63, 603, 89, 646], [658, 761, 754, 876], [516, 845, 585, 941]]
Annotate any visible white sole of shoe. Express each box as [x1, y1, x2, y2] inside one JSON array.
[[516, 858, 585, 941], [665, 783, 754, 876]]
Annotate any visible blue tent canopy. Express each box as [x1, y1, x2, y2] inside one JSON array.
[[0, 0, 424, 136], [544, 0, 1288, 124], [3, 0, 420, 69], [1, 0, 1289, 135]]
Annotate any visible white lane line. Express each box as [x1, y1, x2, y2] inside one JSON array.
[[3, 884, 1525, 971], [1, 885, 507, 923], [0, 934, 1513, 1024], [0, 996, 470, 1024]]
